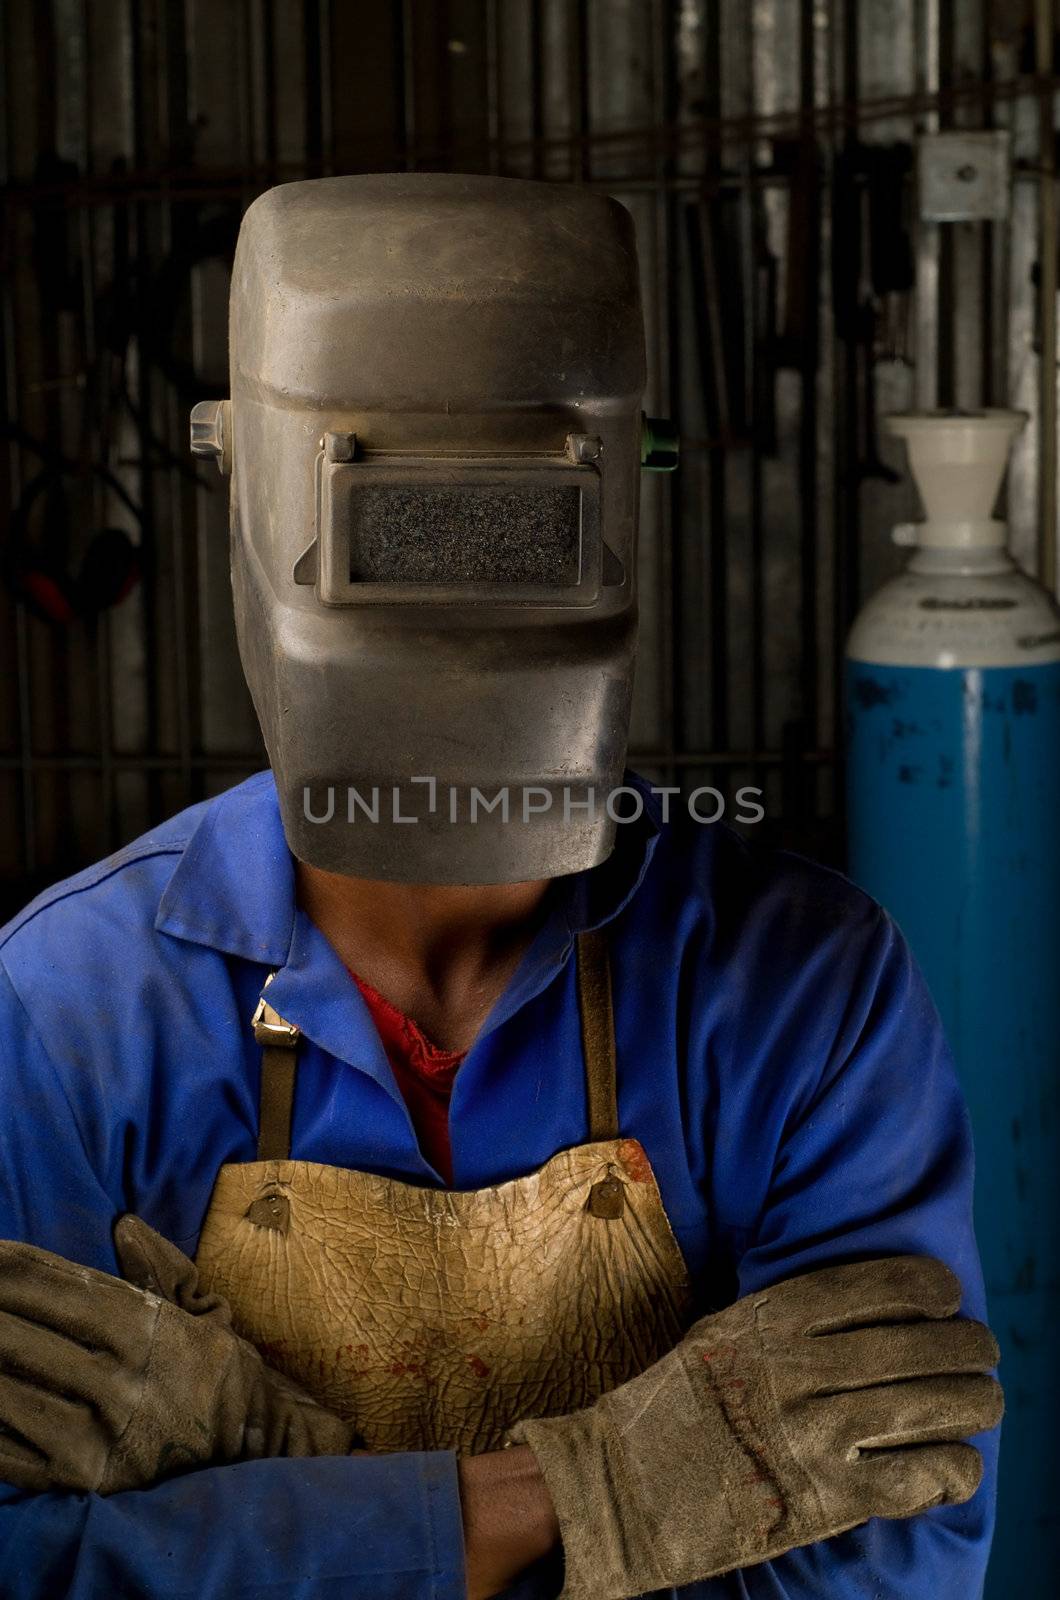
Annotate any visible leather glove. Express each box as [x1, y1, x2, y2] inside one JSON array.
[[507, 1255, 1002, 1600], [0, 1218, 359, 1494]]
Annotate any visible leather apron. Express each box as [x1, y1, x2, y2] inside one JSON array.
[[194, 933, 691, 1455]]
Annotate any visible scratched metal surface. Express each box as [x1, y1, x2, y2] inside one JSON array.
[[0, 0, 1050, 909]]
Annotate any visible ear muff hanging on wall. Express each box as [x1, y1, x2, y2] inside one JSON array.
[[5, 468, 141, 625]]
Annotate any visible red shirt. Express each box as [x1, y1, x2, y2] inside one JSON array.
[[351, 972, 464, 1185]]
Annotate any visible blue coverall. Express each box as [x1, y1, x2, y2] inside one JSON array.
[[0, 771, 996, 1598]]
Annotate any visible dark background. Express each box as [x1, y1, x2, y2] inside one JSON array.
[[0, 0, 1048, 919]]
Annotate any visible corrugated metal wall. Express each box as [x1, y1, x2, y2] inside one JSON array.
[[1, 0, 1055, 917]]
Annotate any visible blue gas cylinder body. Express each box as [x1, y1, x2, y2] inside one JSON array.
[[846, 531, 1060, 1594]]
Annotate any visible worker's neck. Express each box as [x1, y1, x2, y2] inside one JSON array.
[[295, 860, 552, 1050]]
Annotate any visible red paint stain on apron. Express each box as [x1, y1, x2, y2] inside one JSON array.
[[617, 1139, 653, 1183]]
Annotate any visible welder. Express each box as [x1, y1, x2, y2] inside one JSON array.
[[0, 175, 1000, 1600]]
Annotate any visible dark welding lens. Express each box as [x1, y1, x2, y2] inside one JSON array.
[[346, 484, 582, 586]]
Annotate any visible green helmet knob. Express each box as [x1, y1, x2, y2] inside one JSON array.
[[641, 414, 679, 472]]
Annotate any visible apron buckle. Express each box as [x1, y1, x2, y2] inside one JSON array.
[[252, 986, 302, 1048]]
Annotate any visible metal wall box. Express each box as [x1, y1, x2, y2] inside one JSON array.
[[917, 130, 1011, 222]]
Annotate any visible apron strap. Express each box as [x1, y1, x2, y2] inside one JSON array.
[[253, 976, 302, 1162], [575, 931, 619, 1140]]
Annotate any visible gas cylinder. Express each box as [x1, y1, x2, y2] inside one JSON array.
[[845, 409, 1060, 1595]]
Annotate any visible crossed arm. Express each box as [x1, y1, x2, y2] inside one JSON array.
[[0, 938, 1001, 1600], [0, 1221, 998, 1600], [0, 1217, 554, 1599]]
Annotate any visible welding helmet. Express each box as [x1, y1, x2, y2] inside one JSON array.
[[192, 173, 673, 884]]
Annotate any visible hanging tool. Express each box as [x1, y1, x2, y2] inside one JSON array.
[[832, 142, 915, 485], [773, 137, 821, 376], [685, 194, 750, 449]]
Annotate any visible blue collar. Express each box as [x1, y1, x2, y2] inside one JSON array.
[[155, 770, 662, 1078], [155, 773, 298, 967]]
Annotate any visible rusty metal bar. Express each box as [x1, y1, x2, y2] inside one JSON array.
[[0, 69, 1057, 201], [0, 2, 37, 877]]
